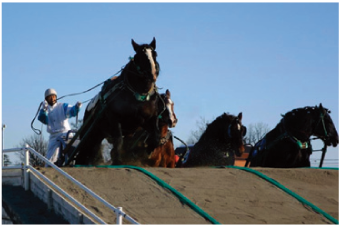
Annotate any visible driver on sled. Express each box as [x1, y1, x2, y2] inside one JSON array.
[[38, 88, 82, 165]]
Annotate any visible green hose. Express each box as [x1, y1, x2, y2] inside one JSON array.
[[225, 166, 338, 224], [76, 165, 220, 224]]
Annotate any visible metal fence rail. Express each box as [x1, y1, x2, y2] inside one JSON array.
[[2, 146, 139, 224]]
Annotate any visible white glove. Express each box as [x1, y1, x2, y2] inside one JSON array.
[[42, 100, 48, 111], [76, 101, 82, 108]]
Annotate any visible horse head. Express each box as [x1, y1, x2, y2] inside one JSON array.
[[227, 112, 247, 157], [159, 89, 178, 128], [131, 37, 159, 82], [313, 103, 339, 147]]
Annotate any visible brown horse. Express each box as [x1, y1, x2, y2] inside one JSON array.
[[148, 90, 177, 167], [119, 89, 178, 167], [179, 112, 247, 167]]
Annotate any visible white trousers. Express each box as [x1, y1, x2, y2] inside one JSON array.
[[46, 132, 67, 165]]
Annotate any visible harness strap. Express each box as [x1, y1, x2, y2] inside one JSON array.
[[248, 122, 310, 167], [319, 112, 329, 137], [159, 130, 172, 146], [267, 132, 309, 151], [124, 74, 157, 102], [273, 118, 309, 150], [102, 80, 125, 102]]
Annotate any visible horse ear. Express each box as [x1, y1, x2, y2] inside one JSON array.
[[319, 103, 326, 113], [132, 39, 140, 52], [166, 89, 171, 98], [238, 112, 243, 121], [150, 37, 156, 50]]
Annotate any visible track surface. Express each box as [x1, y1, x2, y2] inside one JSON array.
[[37, 167, 338, 224]]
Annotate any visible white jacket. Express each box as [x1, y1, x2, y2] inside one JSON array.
[[38, 102, 80, 135]]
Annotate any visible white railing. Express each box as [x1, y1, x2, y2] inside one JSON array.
[[2, 146, 139, 225]]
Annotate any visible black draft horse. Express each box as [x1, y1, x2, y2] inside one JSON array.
[[180, 112, 247, 167], [76, 38, 161, 165], [246, 103, 339, 168]]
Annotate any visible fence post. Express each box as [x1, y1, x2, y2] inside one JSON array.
[[47, 188, 53, 212], [24, 145, 30, 191], [116, 207, 123, 224]]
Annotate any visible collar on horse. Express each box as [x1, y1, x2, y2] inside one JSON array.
[[266, 117, 310, 150], [124, 74, 157, 101], [100, 73, 157, 103]]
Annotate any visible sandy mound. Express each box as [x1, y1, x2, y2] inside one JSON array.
[[37, 167, 338, 224]]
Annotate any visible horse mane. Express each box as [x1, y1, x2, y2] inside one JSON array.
[[103, 58, 156, 95], [283, 106, 324, 130], [278, 105, 331, 141], [198, 113, 235, 143]]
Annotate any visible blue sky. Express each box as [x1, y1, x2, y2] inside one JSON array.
[[2, 3, 339, 166]]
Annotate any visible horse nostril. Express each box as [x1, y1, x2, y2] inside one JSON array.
[[168, 119, 175, 128]]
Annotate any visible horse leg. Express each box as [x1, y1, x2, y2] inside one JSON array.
[[166, 140, 175, 168], [144, 116, 161, 152], [110, 123, 124, 165], [75, 127, 104, 165], [294, 149, 311, 167], [148, 147, 161, 167]]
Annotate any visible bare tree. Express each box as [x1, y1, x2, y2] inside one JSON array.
[[187, 116, 210, 144], [17, 134, 48, 166], [3, 154, 12, 166], [244, 122, 270, 146]]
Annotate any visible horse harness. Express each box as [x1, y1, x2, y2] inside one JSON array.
[[101, 78, 157, 105], [275, 108, 331, 149], [99, 74, 169, 147], [159, 130, 172, 146], [250, 108, 330, 162], [61, 70, 161, 166], [268, 118, 311, 151]]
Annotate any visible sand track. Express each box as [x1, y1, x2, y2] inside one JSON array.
[[37, 167, 338, 224]]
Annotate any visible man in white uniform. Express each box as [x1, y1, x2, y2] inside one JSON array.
[[38, 88, 82, 164]]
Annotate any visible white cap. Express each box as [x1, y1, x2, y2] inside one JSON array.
[[45, 88, 57, 98]]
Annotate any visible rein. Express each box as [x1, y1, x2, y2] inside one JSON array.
[[30, 68, 124, 135], [314, 111, 329, 139], [56, 81, 105, 101]]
